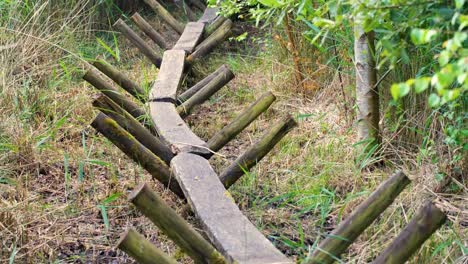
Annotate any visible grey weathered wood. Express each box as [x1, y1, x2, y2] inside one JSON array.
[[173, 22, 205, 53], [198, 7, 219, 24], [177, 65, 228, 104], [207, 91, 276, 152], [171, 153, 292, 264], [219, 115, 297, 188], [149, 50, 186, 103], [114, 18, 162, 67], [177, 66, 234, 117], [93, 59, 146, 103], [150, 101, 211, 156], [131, 12, 170, 50], [83, 67, 147, 120], [188, 19, 233, 62]]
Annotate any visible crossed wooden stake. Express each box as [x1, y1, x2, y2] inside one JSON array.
[[81, 0, 448, 263]]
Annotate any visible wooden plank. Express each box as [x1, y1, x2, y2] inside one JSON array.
[[171, 153, 292, 264], [149, 101, 211, 156], [149, 50, 186, 102], [198, 7, 219, 24], [173, 22, 205, 53]]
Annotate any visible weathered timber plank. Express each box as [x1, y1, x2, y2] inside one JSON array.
[[198, 7, 219, 24], [150, 101, 211, 156], [149, 50, 186, 102], [171, 153, 292, 264], [173, 22, 205, 53], [188, 19, 233, 62]]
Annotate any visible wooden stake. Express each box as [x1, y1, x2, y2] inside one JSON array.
[[205, 16, 227, 36], [220, 115, 297, 188], [114, 18, 162, 67], [91, 113, 183, 197], [142, 0, 185, 34], [93, 95, 174, 164], [93, 59, 146, 102], [371, 201, 446, 264], [177, 65, 228, 104], [305, 171, 411, 264], [129, 183, 227, 264], [116, 228, 178, 264], [207, 92, 276, 153], [187, 19, 233, 62], [83, 67, 147, 120], [131, 12, 170, 50], [177, 66, 234, 117]]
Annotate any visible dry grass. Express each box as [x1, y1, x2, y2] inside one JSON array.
[[0, 1, 466, 264]]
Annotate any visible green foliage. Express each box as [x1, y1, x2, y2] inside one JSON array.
[[214, 0, 467, 160]]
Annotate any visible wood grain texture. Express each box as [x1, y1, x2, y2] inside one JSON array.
[[198, 7, 219, 24], [173, 22, 205, 53], [150, 101, 210, 156], [171, 153, 292, 264], [149, 50, 186, 102]]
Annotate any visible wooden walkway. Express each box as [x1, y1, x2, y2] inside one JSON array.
[[82, 1, 449, 263]]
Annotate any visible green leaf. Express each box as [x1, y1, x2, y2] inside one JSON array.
[[390, 83, 411, 100], [410, 29, 438, 45], [102, 192, 122, 204], [455, 0, 465, 9], [414, 77, 431, 93], [433, 71, 455, 91], [438, 50, 450, 66], [98, 205, 110, 230], [259, 0, 281, 8], [428, 93, 441, 107]]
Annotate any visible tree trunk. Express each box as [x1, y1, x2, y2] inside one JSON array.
[[354, 25, 380, 146]]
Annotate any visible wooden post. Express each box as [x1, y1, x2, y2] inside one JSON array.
[[83, 67, 147, 120], [91, 113, 183, 197], [93, 95, 174, 164], [205, 16, 227, 36], [371, 201, 446, 264], [114, 18, 162, 67], [187, 19, 233, 62], [220, 115, 297, 188], [304, 171, 411, 264], [177, 65, 228, 104], [177, 66, 234, 117], [142, 0, 185, 34], [93, 59, 146, 102], [129, 183, 227, 264], [116, 228, 178, 264], [207, 92, 276, 153], [131, 12, 170, 50]]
